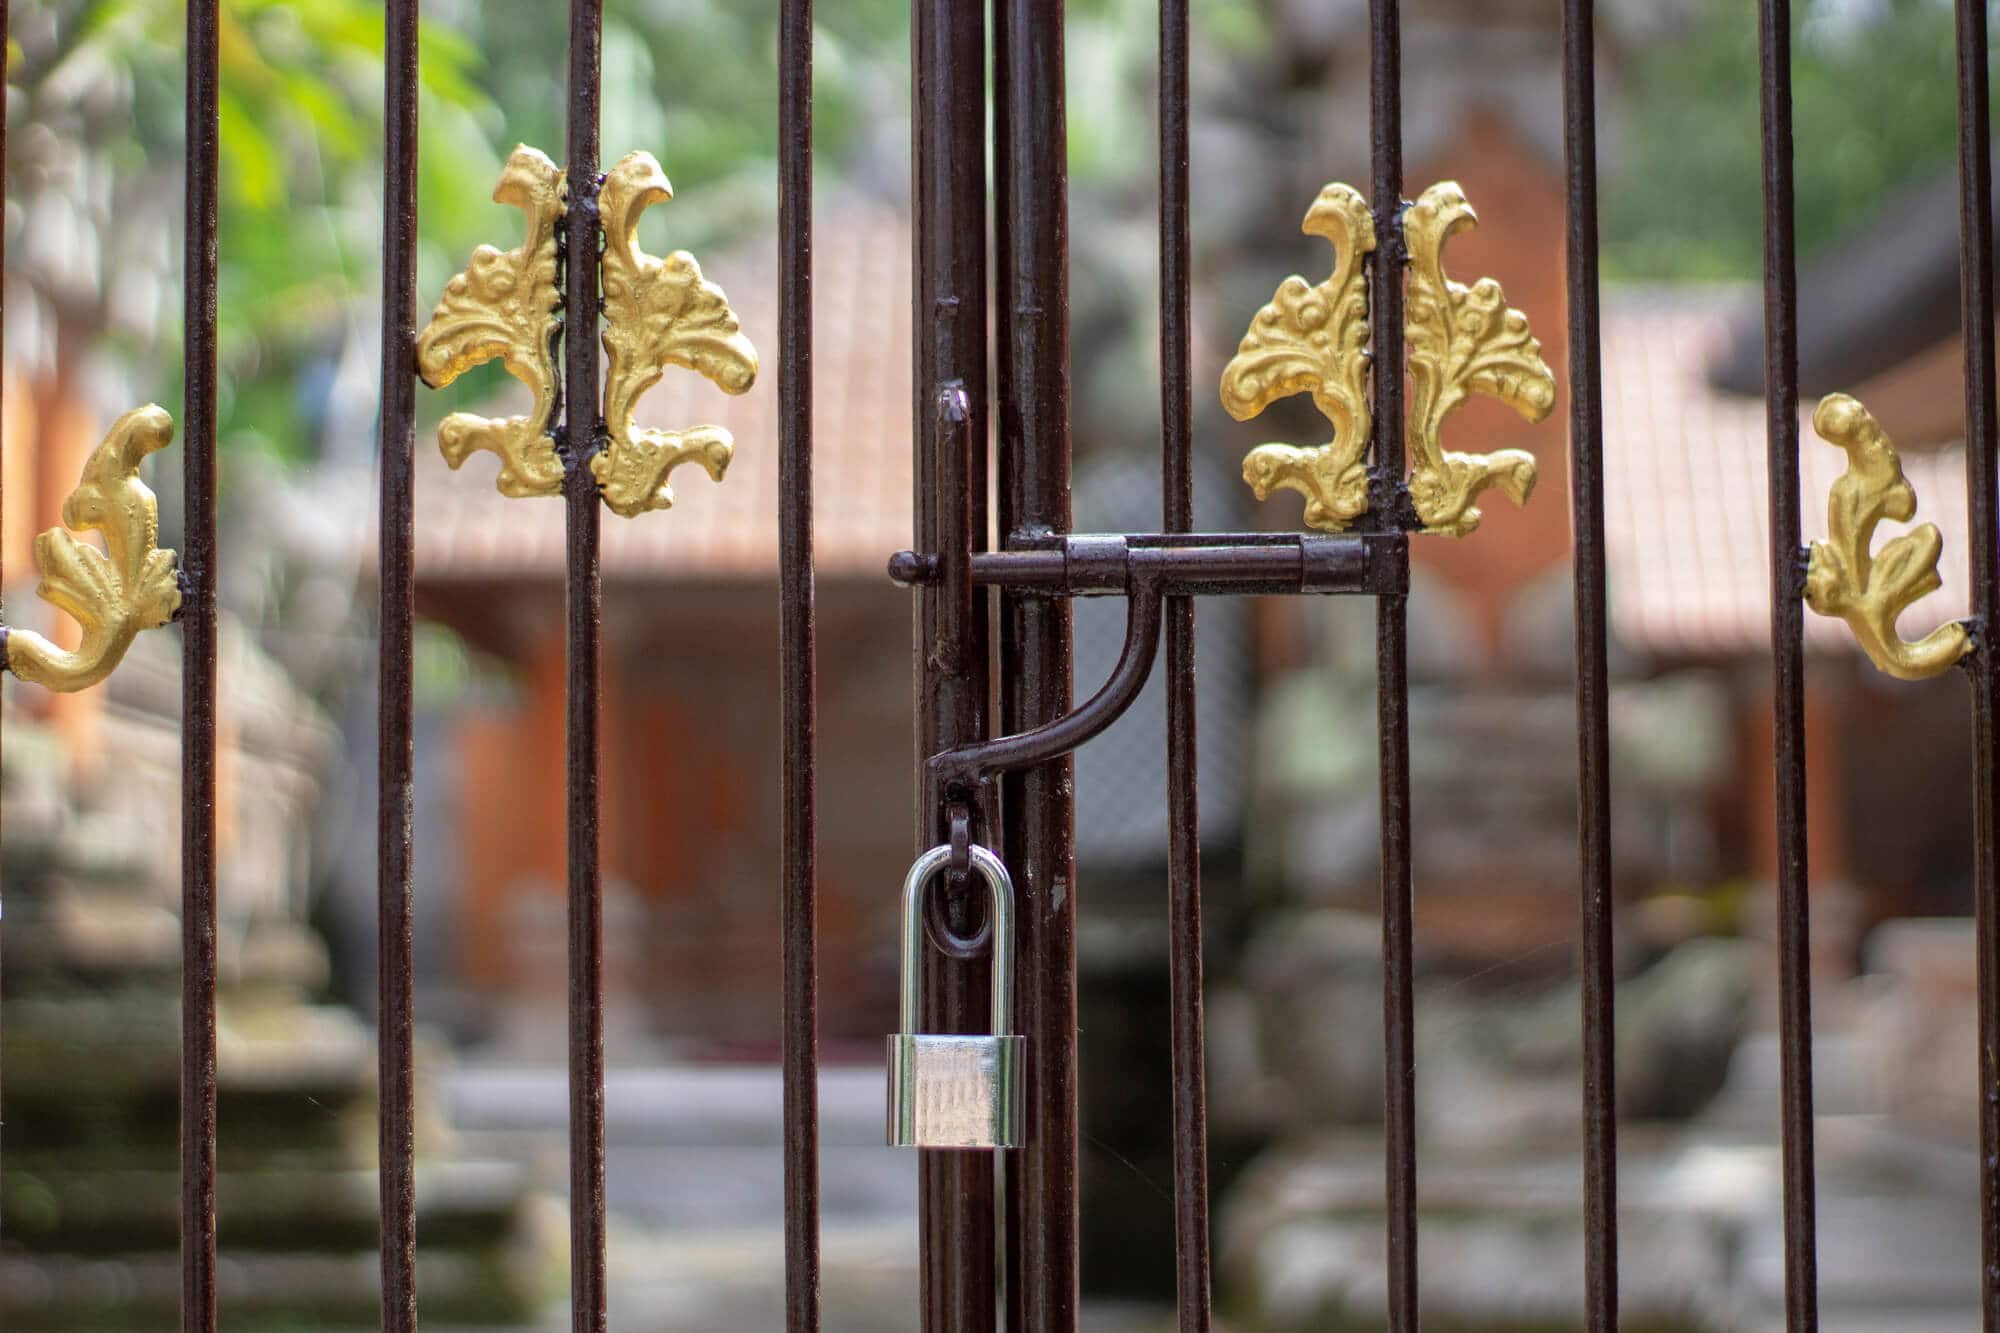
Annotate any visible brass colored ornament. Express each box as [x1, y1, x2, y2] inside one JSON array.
[[1402, 182, 1556, 536], [5, 404, 182, 692], [1222, 180, 1555, 537], [1804, 393, 1970, 681], [414, 145, 756, 519], [415, 144, 566, 499], [593, 150, 759, 518], [1220, 183, 1376, 532]]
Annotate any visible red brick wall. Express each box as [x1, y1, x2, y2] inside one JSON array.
[[1408, 110, 1573, 655]]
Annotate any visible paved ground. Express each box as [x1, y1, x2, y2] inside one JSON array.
[[442, 1057, 1983, 1332], [1718, 1035, 1983, 1332], [444, 1063, 1176, 1331]]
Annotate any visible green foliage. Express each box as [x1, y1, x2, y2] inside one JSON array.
[[436, 0, 910, 258], [12, 0, 502, 461], [1065, 0, 1268, 183], [9, 0, 934, 463], [1606, 0, 1978, 280]]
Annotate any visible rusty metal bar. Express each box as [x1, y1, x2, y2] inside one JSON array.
[[887, 533, 1397, 598], [1, 0, 7, 1095], [1560, 2, 1617, 1327], [779, 0, 821, 1327], [564, 0, 609, 1327], [912, 0, 997, 1320], [182, 0, 222, 1325], [1157, 0, 1212, 1319], [1757, 3, 1820, 1328], [1365, 2, 1418, 1328], [922, 397, 990, 968], [1955, 1, 2000, 1326], [377, 0, 422, 1326], [994, 1, 1077, 1326]]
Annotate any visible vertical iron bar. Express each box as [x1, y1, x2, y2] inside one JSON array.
[[1157, 0, 1211, 1326], [564, 1, 608, 1328], [911, 0, 996, 1324], [1365, 3, 1417, 1329], [1, 1, 7, 1121], [1955, 2, 2000, 1327], [1757, 3, 1819, 1328], [377, 0, 421, 1327], [1560, 3, 1617, 1328], [995, 1, 1076, 1329], [779, 0, 821, 1328], [181, 0, 222, 1326]]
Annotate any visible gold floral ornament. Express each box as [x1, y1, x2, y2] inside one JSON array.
[[1804, 393, 1970, 681], [4, 404, 182, 692], [1220, 183, 1376, 532], [1221, 181, 1555, 537], [1402, 181, 1557, 536], [593, 150, 759, 518], [415, 144, 566, 499]]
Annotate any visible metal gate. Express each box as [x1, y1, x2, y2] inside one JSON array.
[[5, 0, 2000, 1330]]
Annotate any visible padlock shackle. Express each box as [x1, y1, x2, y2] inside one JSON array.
[[899, 843, 1014, 1039]]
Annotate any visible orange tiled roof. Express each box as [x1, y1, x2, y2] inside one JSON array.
[[411, 202, 913, 581], [406, 232, 1976, 665], [1602, 287, 1971, 657]]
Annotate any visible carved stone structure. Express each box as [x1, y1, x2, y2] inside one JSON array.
[[0, 630, 559, 1328]]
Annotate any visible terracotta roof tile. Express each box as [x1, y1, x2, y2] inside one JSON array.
[[410, 201, 912, 582], [404, 241, 1973, 669]]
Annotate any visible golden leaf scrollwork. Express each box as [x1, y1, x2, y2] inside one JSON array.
[[5, 404, 182, 693], [593, 150, 760, 518], [415, 144, 566, 499], [1221, 180, 1555, 537], [1219, 183, 1376, 532], [1402, 181, 1557, 537], [1803, 393, 1970, 681]]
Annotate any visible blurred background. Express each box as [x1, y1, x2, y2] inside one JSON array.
[[2, 0, 1992, 1328]]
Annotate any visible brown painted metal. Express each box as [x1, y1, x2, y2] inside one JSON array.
[[182, 0, 222, 1327], [891, 534, 1397, 598], [1, 0, 7, 1161], [911, 0, 998, 1320], [1955, 2, 2000, 1327], [1561, 2, 1618, 1327], [1758, 3, 1821, 1328], [72, 0, 1998, 1324], [1158, 0, 1212, 1321], [779, 0, 822, 1327], [564, 1, 609, 1328], [936, 584, 1155, 794], [993, 2, 1079, 1326], [920, 386, 991, 970], [1364, 5, 1419, 1330], [377, 0, 422, 1326]]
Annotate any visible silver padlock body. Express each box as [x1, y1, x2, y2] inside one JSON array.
[[886, 1033, 1025, 1149]]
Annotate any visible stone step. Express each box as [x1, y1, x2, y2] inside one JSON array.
[[446, 1066, 916, 1234], [0, 1225, 563, 1329], [4, 1159, 535, 1252], [444, 1062, 887, 1145]]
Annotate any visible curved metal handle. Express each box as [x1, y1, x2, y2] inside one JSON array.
[[3, 404, 182, 692], [1803, 393, 1970, 681], [926, 578, 1163, 794], [899, 844, 1015, 1038]]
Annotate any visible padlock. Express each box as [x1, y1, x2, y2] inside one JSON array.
[[886, 843, 1024, 1149]]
